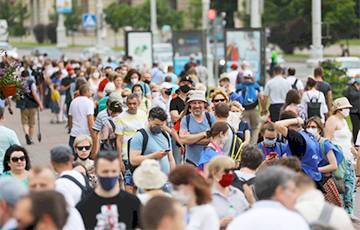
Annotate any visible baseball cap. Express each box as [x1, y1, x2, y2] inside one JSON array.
[[179, 75, 193, 84], [0, 177, 28, 206], [108, 92, 123, 103], [50, 145, 73, 163], [109, 100, 123, 113], [160, 82, 173, 89]]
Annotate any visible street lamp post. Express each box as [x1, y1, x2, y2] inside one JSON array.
[[202, 0, 214, 87], [151, 0, 159, 43], [96, 0, 104, 49], [310, 0, 323, 61], [56, 14, 67, 48], [250, 0, 261, 28]]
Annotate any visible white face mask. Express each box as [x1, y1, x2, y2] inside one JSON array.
[[306, 128, 318, 137], [171, 190, 191, 206], [92, 72, 100, 79], [341, 108, 350, 118], [131, 78, 138, 85]]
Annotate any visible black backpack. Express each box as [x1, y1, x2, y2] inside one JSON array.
[[232, 175, 256, 192], [127, 129, 171, 172], [291, 79, 299, 90], [60, 173, 92, 202], [306, 92, 321, 118]]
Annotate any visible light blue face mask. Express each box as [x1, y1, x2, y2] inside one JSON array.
[[263, 138, 276, 146]]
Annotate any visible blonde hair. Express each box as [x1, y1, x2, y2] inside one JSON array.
[[210, 89, 229, 102], [229, 101, 244, 112], [73, 134, 93, 148], [207, 156, 235, 179]]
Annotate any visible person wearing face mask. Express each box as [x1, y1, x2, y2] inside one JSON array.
[[124, 69, 151, 99], [152, 82, 173, 126], [207, 156, 249, 229], [129, 107, 176, 175], [258, 122, 288, 160], [197, 122, 229, 171], [88, 71, 101, 99], [169, 164, 219, 230], [132, 84, 151, 113], [325, 97, 356, 214], [343, 76, 360, 143], [76, 151, 141, 229]]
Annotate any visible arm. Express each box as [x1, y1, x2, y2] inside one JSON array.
[[167, 150, 176, 170], [68, 115, 73, 130], [318, 150, 338, 173], [324, 117, 336, 139], [130, 149, 167, 166], [274, 118, 303, 138], [91, 131, 100, 158], [116, 134, 123, 160], [31, 87, 44, 110], [87, 115, 94, 137], [179, 129, 208, 145], [260, 95, 268, 115], [243, 130, 251, 145], [326, 90, 333, 114], [170, 110, 181, 123]]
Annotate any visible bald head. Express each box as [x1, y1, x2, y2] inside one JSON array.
[[28, 166, 56, 191]]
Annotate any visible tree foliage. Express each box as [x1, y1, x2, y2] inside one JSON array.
[[64, 0, 83, 32], [0, 0, 28, 36], [262, 0, 359, 53], [187, 0, 202, 29]]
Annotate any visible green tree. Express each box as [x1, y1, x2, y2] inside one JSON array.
[[64, 0, 83, 32], [187, 0, 202, 29], [0, 0, 28, 36]]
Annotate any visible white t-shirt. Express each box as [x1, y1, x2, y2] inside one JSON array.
[[301, 90, 328, 122], [186, 204, 219, 230], [264, 75, 292, 104], [287, 76, 304, 91], [63, 207, 85, 230], [55, 170, 87, 207], [69, 96, 94, 137]]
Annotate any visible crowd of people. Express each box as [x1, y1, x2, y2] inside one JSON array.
[[0, 51, 360, 230]]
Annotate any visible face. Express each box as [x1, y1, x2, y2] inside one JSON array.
[[173, 184, 195, 207], [14, 198, 34, 229], [96, 158, 120, 177], [127, 98, 139, 114], [212, 94, 227, 106], [230, 106, 241, 113], [190, 101, 205, 116], [114, 77, 123, 89], [133, 86, 143, 96], [263, 130, 277, 140], [28, 169, 55, 191], [75, 140, 92, 160], [143, 73, 152, 82], [130, 74, 140, 84], [306, 121, 320, 135], [219, 80, 229, 88], [275, 181, 298, 210], [8, 151, 26, 172], [149, 118, 166, 130]]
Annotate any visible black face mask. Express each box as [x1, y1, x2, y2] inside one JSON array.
[[164, 89, 172, 96], [144, 80, 151, 85], [179, 85, 191, 93]]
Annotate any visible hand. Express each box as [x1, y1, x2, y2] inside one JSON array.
[[119, 160, 126, 173], [220, 216, 234, 228], [152, 150, 168, 160], [260, 109, 267, 116], [39, 104, 44, 111]]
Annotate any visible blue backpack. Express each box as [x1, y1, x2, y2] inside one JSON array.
[[238, 83, 259, 110]]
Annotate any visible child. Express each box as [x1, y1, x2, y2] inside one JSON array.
[[50, 83, 61, 124]]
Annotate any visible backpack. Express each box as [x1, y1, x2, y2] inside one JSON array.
[[291, 79, 298, 90], [100, 118, 117, 151], [232, 175, 255, 192], [319, 138, 346, 193], [60, 173, 92, 202], [127, 129, 171, 172], [240, 84, 258, 110], [306, 92, 321, 118], [186, 112, 212, 130], [228, 125, 245, 162]]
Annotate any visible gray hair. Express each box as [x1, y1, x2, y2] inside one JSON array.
[[254, 166, 296, 200]]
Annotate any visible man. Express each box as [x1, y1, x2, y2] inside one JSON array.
[[50, 145, 88, 207], [76, 151, 141, 229], [92, 92, 123, 155], [294, 174, 353, 230], [151, 62, 164, 85], [227, 166, 309, 230], [130, 107, 176, 174], [286, 67, 304, 95], [152, 82, 173, 126], [261, 65, 292, 122], [314, 67, 333, 116], [231, 70, 262, 143], [68, 84, 94, 151], [164, 65, 177, 84], [14, 191, 69, 230], [180, 90, 216, 165], [16, 70, 44, 145], [0, 107, 20, 172], [218, 73, 232, 92], [141, 196, 185, 230], [343, 76, 360, 142], [258, 122, 288, 159], [28, 166, 85, 230], [195, 59, 208, 85], [115, 93, 147, 173], [0, 177, 28, 230], [228, 63, 239, 86]]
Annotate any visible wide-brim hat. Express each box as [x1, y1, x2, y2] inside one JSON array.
[[187, 90, 207, 103], [219, 73, 230, 82], [133, 159, 167, 190], [333, 97, 352, 111]]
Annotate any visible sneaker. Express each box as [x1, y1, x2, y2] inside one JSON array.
[[25, 134, 32, 145]]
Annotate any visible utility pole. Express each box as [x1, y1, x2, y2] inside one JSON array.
[[310, 0, 323, 61], [250, 0, 261, 27], [202, 0, 214, 87], [56, 14, 67, 48], [96, 0, 104, 49], [151, 0, 159, 43]]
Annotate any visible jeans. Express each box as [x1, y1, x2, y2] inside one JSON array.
[[350, 113, 360, 144]]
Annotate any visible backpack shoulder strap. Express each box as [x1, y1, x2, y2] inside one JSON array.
[[108, 118, 116, 133], [205, 112, 212, 127], [60, 174, 86, 191], [186, 114, 190, 130], [292, 79, 298, 89], [161, 130, 171, 149], [138, 128, 148, 155], [318, 203, 334, 224]]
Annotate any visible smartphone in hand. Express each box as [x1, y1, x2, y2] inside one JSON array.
[[164, 149, 171, 154]]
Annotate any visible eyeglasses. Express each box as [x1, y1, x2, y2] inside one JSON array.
[[76, 146, 91, 151], [11, 156, 26, 163], [213, 99, 226, 103]]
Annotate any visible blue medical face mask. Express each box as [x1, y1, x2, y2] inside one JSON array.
[[263, 138, 276, 146], [98, 175, 119, 191]]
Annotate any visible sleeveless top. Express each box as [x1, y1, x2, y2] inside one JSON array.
[[332, 119, 354, 164]]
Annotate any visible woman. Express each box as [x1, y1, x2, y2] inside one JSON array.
[[306, 116, 343, 206], [113, 72, 124, 95], [282, 89, 306, 120], [325, 97, 356, 214], [2, 145, 31, 186], [123, 69, 151, 99], [301, 77, 328, 122], [207, 156, 249, 229], [88, 71, 101, 99], [229, 101, 251, 142], [73, 135, 96, 187], [169, 164, 219, 230], [198, 122, 228, 171], [132, 84, 151, 113], [133, 159, 169, 204]]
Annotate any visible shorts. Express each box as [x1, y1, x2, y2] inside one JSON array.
[[20, 108, 37, 127]]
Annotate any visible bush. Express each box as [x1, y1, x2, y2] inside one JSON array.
[[33, 24, 46, 43], [320, 61, 349, 99], [46, 23, 57, 44]]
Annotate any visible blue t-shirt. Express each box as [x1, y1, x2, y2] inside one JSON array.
[[257, 142, 288, 159], [198, 147, 222, 169], [180, 113, 216, 165], [130, 128, 172, 174], [318, 139, 344, 167]]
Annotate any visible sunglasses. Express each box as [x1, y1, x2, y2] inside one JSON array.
[[213, 99, 226, 103], [11, 156, 26, 163], [76, 146, 91, 151]]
